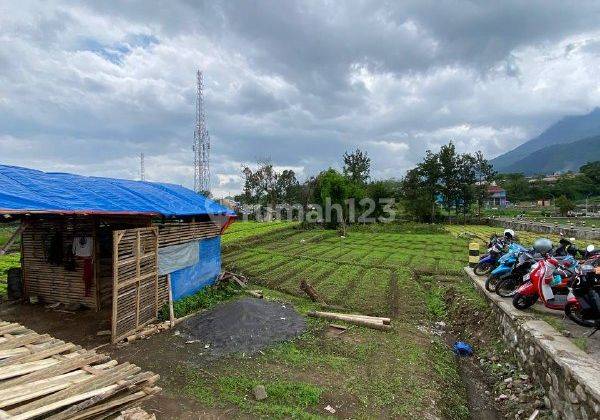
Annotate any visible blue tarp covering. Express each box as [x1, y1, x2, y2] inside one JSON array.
[[170, 236, 221, 300], [0, 164, 234, 217]]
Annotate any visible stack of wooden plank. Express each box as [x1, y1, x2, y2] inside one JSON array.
[[0, 320, 160, 419]]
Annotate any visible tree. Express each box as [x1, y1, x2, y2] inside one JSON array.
[[241, 162, 278, 209], [473, 151, 495, 216], [438, 142, 460, 212], [276, 169, 300, 204], [556, 195, 575, 216], [456, 153, 477, 216], [497, 173, 530, 203], [241, 161, 299, 219], [580, 161, 600, 184], [313, 168, 362, 230], [400, 167, 437, 222], [343, 148, 371, 185], [419, 150, 442, 221]]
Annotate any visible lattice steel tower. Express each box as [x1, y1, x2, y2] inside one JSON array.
[[193, 70, 211, 194]]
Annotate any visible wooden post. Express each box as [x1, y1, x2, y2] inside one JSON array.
[[111, 232, 118, 344], [154, 228, 159, 318], [93, 221, 100, 311], [111, 231, 124, 344], [166, 274, 175, 327], [135, 229, 141, 330], [0, 223, 25, 255]]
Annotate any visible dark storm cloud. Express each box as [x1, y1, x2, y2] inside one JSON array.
[[1, 0, 600, 195]]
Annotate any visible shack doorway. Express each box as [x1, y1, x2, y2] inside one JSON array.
[[112, 227, 159, 343]]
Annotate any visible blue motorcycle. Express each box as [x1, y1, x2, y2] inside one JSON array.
[[485, 243, 527, 292], [474, 236, 505, 276]]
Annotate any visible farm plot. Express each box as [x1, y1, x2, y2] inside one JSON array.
[[223, 225, 479, 316], [221, 220, 297, 245], [215, 224, 478, 417]]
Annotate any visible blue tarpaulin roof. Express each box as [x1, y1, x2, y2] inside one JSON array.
[[0, 164, 235, 217]]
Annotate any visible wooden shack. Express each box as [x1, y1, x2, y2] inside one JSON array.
[[0, 164, 234, 342]]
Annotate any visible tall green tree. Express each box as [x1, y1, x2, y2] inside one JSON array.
[[400, 168, 437, 222], [241, 161, 299, 209], [314, 168, 358, 230], [438, 142, 460, 211], [343, 148, 371, 185], [473, 151, 496, 216]]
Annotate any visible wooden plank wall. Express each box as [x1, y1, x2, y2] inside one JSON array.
[[21, 218, 98, 309], [155, 220, 220, 247], [112, 228, 159, 343]]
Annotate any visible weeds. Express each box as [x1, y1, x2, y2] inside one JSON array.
[[159, 282, 239, 320]]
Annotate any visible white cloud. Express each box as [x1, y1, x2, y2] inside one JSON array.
[[1, 1, 600, 197]]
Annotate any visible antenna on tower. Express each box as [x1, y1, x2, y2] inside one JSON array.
[[140, 152, 145, 181], [193, 70, 211, 195]]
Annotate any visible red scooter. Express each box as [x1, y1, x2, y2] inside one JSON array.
[[512, 255, 575, 311]]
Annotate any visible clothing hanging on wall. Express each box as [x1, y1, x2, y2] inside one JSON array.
[[82, 258, 93, 297], [73, 237, 94, 296], [73, 236, 93, 257]]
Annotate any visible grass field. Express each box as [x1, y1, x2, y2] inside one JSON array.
[[202, 221, 566, 417], [221, 220, 297, 245], [223, 222, 567, 316], [210, 222, 516, 418]]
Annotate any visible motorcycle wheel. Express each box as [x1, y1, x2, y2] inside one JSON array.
[[496, 276, 520, 298], [474, 262, 493, 276], [565, 302, 596, 327], [485, 276, 500, 293], [512, 292, 538, 310]]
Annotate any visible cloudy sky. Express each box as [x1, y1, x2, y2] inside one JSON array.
[[1, 1, 600, 197]]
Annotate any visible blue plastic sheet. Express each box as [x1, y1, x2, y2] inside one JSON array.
[[170, 236, 221, 300], [0, 164, 234, 217]]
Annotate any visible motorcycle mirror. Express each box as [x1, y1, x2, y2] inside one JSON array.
[[587, 245, 595, 252]]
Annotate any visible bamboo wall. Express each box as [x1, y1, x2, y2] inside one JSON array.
[[156, 220, 221, 247], [20, 217, 223, 317], [21, 217, 98, 309]]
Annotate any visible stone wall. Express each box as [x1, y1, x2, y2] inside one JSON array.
[[465, 268, 600, 419], [488, 218, 600, 241]]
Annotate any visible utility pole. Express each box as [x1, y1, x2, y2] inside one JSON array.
[[140, 152, 145, 181], [193, 70, 211, 194]]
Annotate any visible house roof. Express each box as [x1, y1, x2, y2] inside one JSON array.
[[487, 185, 506, 194], [0, 164, 235, 217]]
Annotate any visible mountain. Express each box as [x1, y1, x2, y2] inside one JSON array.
[[498, 135, 600, 175], [492, 108, 600, 172]]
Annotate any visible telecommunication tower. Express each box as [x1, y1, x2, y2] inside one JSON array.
[[140, 152, 145, 181], [193, 70, 211, 194]]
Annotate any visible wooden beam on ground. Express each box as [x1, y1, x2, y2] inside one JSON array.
[[307, 311, 392, 331]]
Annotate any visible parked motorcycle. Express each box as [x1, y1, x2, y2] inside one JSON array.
[[512, 239, 577, 311], [485, 242, 526, 293], [474, 235, 505, 276], [565, 264, 600, 328], [494, 251, 539, 298]]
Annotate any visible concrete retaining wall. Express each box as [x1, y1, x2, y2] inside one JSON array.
[[488, 218, 600, 241], [465, 268, 600, 419]]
